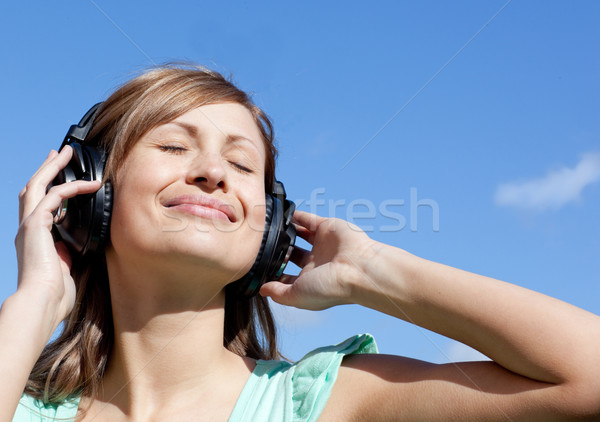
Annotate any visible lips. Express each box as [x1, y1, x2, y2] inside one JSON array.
[[163, 195, 237, 222]]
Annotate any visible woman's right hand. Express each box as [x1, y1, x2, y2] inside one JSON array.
[[14, 146, 101, 334]]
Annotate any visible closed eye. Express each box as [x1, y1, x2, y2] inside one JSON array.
[[158, 144, 254, 174], [159, 145, 188, 154], [230, 161, 254, 174]]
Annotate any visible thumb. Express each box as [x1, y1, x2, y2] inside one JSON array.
[[260, 280, 297, 306]]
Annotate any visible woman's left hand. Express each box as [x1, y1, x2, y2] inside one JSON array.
[[260, 210, 377, 310]]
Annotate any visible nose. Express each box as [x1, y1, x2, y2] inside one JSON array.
[[185, 152, 227, 191]]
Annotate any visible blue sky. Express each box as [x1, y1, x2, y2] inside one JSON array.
[[1, 1, 598, 363]]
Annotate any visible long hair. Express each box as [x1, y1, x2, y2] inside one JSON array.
[[24, 64, 280, 406]]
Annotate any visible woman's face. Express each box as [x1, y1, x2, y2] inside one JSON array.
[[108, 102, 267, 285]]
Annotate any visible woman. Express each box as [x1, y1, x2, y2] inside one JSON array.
[[3, 64, 600, 421]]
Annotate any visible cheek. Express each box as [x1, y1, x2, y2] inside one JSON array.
[[108, 171, 165, 249], [233, 190, 266, 252], [248, 196, 267, 232], [236, 199, 265, 259], [109, 184, 148, 253]]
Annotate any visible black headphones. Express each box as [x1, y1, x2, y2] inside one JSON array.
[[52, 103, 296, 297]]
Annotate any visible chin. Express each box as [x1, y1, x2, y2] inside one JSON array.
[[162, 232, 260, 274]]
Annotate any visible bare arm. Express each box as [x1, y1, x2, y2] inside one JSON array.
[[261, 211, 600, 420], [1, 147, 100, 421], [355, 245, 600, 389], [0, 291, 62, 421]]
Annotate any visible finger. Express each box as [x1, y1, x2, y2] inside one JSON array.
[[259, 280, 296, 304], [19, 146, 74, 223], [289, 246, 312, 268], [19, 150, 59, 223], [276, 274, 298, 285], [293, 224, 316, 245], [27, 180, 102, 229], [291, 210, 327, 232], [26, 146, 72, 191], [31, 149, 60, 179]]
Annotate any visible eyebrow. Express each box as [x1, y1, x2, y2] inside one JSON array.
[[171, 121, 198, 137]]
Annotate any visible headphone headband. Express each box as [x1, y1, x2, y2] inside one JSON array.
[[60, 103, 103, 149]]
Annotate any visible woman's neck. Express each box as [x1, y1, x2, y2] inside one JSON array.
[[88, 251, 255, 419]]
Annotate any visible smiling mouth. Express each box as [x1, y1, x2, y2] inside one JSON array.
[[163, 195, 236, 222]]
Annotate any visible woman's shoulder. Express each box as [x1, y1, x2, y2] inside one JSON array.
[[230, 333, 378, 422], [13, 393, 80, 422]]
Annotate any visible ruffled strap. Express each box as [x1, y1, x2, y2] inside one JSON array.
[[13, 394, 80, 421], [291, 333, 378, 422], [229, 333, 378, 422]]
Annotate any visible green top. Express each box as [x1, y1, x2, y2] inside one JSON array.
[[14, 334, 377, 422]]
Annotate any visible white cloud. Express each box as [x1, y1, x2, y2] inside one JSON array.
[[445, 340, 490, 362], [494, 151, 600, 211]]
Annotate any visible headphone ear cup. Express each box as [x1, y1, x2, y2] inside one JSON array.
[[96, 179, 112, 251], [52, 143, 111, 255], [228, 195, 274, 297], [257, 194, 275, 269], [84, 145, 112, 254], [229, 189, 296, 298]]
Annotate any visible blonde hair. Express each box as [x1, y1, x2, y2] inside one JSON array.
[[24, 64, 281, 406]]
